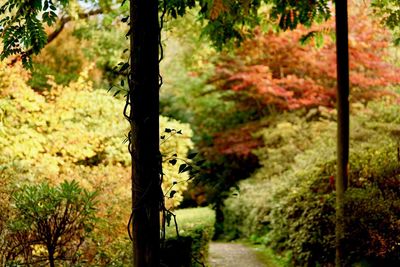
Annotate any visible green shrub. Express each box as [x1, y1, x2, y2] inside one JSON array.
[[222, 100, 400, 266], [4, 180, 98, 266], [163, 207, 215, 266]]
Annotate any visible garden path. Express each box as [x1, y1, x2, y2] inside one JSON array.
[[208, 242, 266, 267]]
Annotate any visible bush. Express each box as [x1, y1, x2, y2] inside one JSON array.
[[4, 180, 97, 266], [222, 100, 400, 266], [163, 207, 215, 266], [0, 61, 195, 265]]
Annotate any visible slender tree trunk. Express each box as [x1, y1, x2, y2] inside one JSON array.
[[48, 246, 55, 267], [335, 1, 350, 266], [130, 0, 160, 266]]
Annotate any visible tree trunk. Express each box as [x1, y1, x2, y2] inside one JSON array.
[[48, 246, 55, 267], [335, 1, 350, 266], [130, 0, 160, 266]]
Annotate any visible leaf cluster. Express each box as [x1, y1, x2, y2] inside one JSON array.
[[0, 0, 68, 67], [371, 0, 400, 45]]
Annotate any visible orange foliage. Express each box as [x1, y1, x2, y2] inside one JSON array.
[[204, 121, 264, 158], [212, 1, 400, 111]]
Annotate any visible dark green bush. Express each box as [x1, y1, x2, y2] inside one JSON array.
[[162, 227, 212, 267]]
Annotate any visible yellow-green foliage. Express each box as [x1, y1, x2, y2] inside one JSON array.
[[160, 116, 193, 207], [0, 61, 193, 264], [0, 61, 192, 203], [222, 101, 400, 265]]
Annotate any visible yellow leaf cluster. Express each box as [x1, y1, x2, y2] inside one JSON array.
[[0, 62, 194, 257]]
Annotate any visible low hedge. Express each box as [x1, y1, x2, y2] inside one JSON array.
[[162, 207, 215, 267]]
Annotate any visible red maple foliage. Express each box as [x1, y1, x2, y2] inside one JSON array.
[[203, 121, 264, 159], [211, 1, 400, 111]]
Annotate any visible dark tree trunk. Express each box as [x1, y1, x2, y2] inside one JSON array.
[[213, 201, 225, 240], [48, 246, 55, 267], [334, 1, 350, 266], [130, 0, 160, 266]]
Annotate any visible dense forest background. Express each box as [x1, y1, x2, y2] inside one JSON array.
[[1, 0, 400, 266]]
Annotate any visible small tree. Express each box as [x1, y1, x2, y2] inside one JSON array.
[[6, 180, 97, 267]]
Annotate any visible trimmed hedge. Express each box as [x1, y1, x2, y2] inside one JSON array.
[[162, 207, 215, 267]]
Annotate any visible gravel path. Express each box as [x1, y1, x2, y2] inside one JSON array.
[[208, 242, 266, 267]]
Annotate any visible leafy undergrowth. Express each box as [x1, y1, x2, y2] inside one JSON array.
[[222, 99, 400, 266]]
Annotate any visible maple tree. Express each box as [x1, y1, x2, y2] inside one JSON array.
[[203, 2, 399, 162], [211, 3, 399, 113]]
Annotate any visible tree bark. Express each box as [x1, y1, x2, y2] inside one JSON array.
[[335, 1, 350, 266], [130, 0, 160, 266]]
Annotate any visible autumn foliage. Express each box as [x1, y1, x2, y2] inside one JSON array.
[[211, 2, 400, 111], [0, 62, 194, 265], [201, 1, 400, 163]]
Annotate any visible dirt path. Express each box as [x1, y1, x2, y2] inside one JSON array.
[[208, 242, 266, 267]]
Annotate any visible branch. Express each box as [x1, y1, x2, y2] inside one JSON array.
[[9, 8, 104, 66]]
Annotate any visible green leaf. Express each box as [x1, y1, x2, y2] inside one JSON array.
[[121, 16, 129, 23], [183, 165, 193, 173], [196, 160, 206, 166], [166, 212, 171, 226], [119, 63, 129, 73], [187, 152, 198, 159], [178, 164, 187, 173], [33, 0, 42, 10]]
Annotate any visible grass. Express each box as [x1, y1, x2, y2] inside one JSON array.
[[165, 207, 215, 237], [244, 242, 291, 267]]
